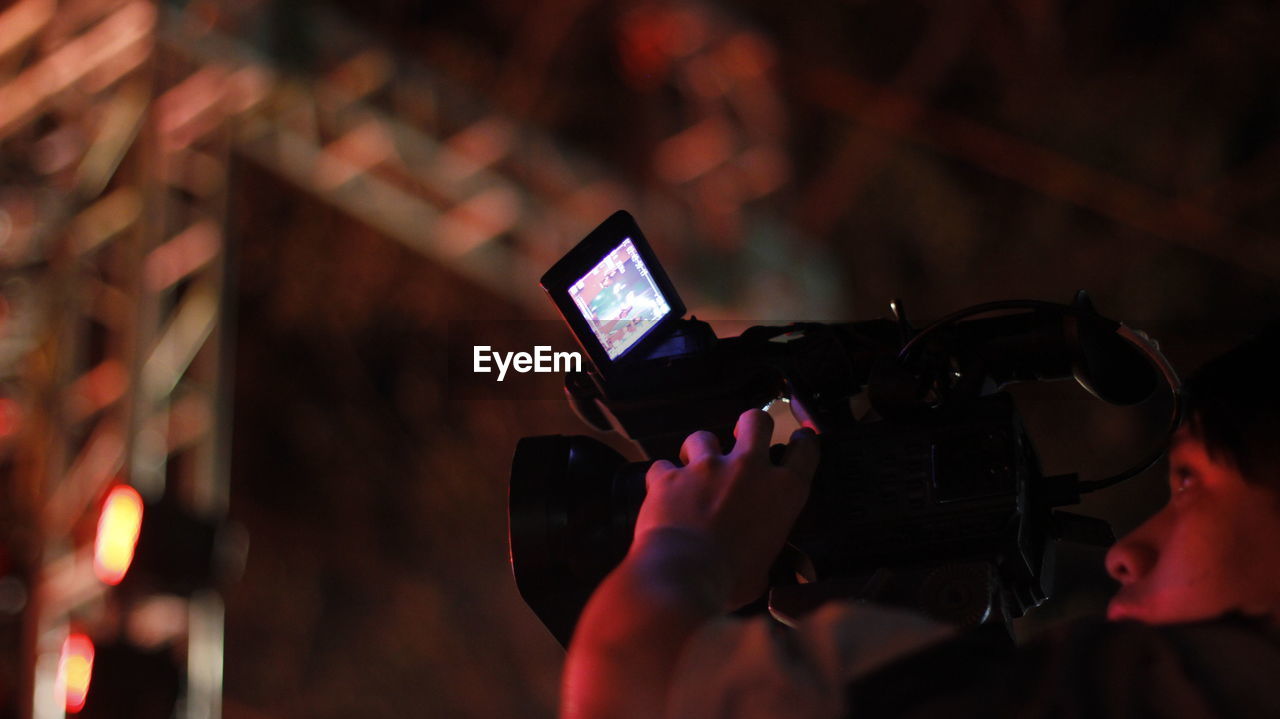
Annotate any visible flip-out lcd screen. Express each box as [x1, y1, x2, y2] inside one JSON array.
[[568, 237, 672, 360]]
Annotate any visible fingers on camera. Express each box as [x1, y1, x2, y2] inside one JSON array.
[[646, 459, 679, 489], [783, 427, 819, 481], [680, 430, 723, 466], [731, 408, 773, 459]]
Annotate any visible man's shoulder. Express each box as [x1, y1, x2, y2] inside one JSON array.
[[846, 613, 1280, 718], [1037, 612, 1280, 674]]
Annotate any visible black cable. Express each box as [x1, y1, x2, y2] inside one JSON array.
[[896, 299, 1085, 362]]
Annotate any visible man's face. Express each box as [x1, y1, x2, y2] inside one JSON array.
[[1105, 430, 1280, 624]]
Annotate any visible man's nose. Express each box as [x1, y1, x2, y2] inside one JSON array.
[[1105, 516, 1162, 584]]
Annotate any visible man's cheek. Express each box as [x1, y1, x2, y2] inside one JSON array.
[[1162, 530, 1234, 608]]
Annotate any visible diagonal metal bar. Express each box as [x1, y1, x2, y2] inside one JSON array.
[[800, 64, 1280, 279], [0, 1, 155, 138], [0, 0, 55, 62]]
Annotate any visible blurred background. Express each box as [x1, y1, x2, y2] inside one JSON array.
[[0, 0, 1277, 717]]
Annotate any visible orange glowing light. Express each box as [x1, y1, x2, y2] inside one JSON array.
[[94, 485, 143, 585], [60, 632, 95, 713]]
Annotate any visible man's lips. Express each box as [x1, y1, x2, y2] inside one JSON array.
[[1106, 587, 1147, 622], [1106, 598, 1136, 621], [1107, 586, 1219, 625]]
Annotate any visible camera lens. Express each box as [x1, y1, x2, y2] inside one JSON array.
[[508, 435, 647, 645]]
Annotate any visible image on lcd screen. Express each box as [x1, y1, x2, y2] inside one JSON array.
[[568, 238, 672, 360]]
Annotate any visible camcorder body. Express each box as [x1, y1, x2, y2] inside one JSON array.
[[509, 211, 1176, 646]]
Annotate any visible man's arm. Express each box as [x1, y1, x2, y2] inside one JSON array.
[[560, 409, 819, 719], [560, 529, 729, 719]]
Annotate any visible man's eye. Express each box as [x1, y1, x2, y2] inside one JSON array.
[[1172, 467, 1198, 495]]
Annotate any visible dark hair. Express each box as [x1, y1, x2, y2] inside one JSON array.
[[1182, 324, 1280, 484]]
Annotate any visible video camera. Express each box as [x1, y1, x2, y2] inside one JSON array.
[[509, 211, 1180, 646]]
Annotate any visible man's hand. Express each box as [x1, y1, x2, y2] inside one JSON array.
[[636, 409, 819, 609], [561, 409, 820, 719]]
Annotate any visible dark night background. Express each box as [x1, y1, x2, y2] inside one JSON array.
[[213, 1, 1279, 717]]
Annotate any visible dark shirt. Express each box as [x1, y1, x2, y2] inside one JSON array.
[[667, 603, 1280, 718], [850, 615, 1280, 718]]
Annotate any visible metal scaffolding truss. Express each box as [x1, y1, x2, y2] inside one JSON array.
[[0, 2, 232, 717], [166, 0, 836, 320]]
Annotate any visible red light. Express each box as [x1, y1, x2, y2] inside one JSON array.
[[94, 485, 143, 585], [60, 633, 95, 713]]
